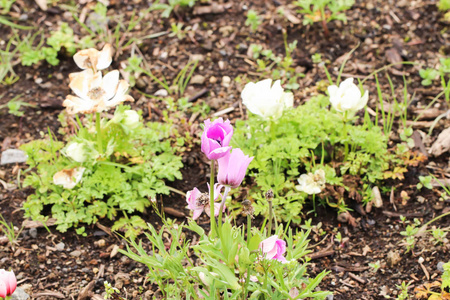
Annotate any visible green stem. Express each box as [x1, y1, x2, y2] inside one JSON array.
[[247, 214, 251, 246], [217, 186, 231, 234], [209, 161, 216, 236], [268, 199, 273, 235], [96, 112, 103, 154], [342, 112, 349, 161], [423, 211, 450, 228], [243, 265, 251, 299]]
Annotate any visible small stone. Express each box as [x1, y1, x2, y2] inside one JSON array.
[[326, 295, 334, 300], [70, 250, 81, 257], [372, 186, 383, 208], [10, 287, 29, 300], [55, 242, 65, 251], [110, 245, 120, 258], [221, 76, 231, 88], [218, 61, 225, 70], [417, 196, 425, 204], [191, 75, 206, 85], [418, 257, 424, 264], [209, 76, 217, 84], [190, 54, 204, 61], [437, 261, 445, 273], [28, 228, 37, 239], [154, 89, 168, 97], [1, 149, 28, 165], [96, 239, 106, 247], [34, 78, 43, 84]]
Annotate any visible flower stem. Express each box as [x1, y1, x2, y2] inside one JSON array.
[[209, 160, 216, 235], [218, 186, 231, 233], [96, 112, 103, 154], [247, 214, 251, 246], [268, 198, 273, 235], [342, 112, 349, 161]]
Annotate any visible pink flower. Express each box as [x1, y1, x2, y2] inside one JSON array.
[[259, 235, 287, 263], [186, 184, 224, 220], [217, 148, 253, 188], [201, 118, 233, 160], [0, 269, 17, 297]]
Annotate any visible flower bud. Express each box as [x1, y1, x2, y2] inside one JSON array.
[[122, 110, 140, 129], [0, 270, 17, 297], [66, 142, 87, 163]]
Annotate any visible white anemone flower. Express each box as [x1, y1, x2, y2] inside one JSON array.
[[241, 79, 293, 119], [73, 43, 113, 72], [53, 167, 86, 189], [296, 169, 326, 195], [327, 77, 368, 113], [63, 69, 134, 114]]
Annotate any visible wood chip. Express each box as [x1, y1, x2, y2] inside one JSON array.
[[163, 207, 185, 218], [77, 280, 95, 300], [429, 127, 450, 156], [33, 291, 65, 299], [22, 218, 57, 228]]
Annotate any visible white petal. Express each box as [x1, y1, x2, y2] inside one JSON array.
[[356, 90, 369, 111], [68, 69, 94, 99], [96, 44, 113, 70], [63, 95, 97, 114], [104, 80, 133, 109], [73, 48, 100, 70], [327, 85, 338, 97], [102, 70, 120, 100]]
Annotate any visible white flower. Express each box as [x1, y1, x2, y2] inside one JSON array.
[[241, 79, 293, 119], [327, 77, 368, 113], [122, 110, 140, 128], [73, 43, 113, 72], [63, 69, 134, 114], [296, 169, 326, 195], [66, 142, 88, 163], [53, 167, 86, 189]]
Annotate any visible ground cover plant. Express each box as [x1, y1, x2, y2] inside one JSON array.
[[20, 45, 183, 237], [1, 0, 450, 299]]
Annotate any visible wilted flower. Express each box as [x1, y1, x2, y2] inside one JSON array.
[[327, 77, 368, 113], [0, 270, 16, 298], [66, 142, 88, 163], [217, 148, 253, 189], [201, 118, 233, 160], [259, 235, 287, 263], [296, 169, 326, 195], [241, 79, 293, 119], [63, 69, 134, 114], [53, 167, 86, 189], [186, 184, 224, 220], [73, 43, 112, 72]]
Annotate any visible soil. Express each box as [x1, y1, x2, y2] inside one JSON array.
[[1, 0, 450, 299]]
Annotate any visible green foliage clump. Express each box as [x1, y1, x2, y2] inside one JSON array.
[[151, 0, 197, 18], [438, 0, 450, 11], [121, 217, 330, 299], [21, 106, 183, 237], [232, 95, 395, 223], [294, 0, 355, 25], [19, 23, 78, 66]]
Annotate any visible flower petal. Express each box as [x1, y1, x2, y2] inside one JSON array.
[[102, 70, 120, 100], [96, 44, 113, 70]]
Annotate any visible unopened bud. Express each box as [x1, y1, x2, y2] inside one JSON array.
[[265, 189, 274, 200], [242, 199, 254, 217]]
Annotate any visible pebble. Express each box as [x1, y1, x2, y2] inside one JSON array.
[[154, 89, 168, 97], [70, 250, 81, 257], [209, 76, 217, 84], [10, 287, 29, 300], [110, 245, 120, 258], [1, 149, 28, 165], [221, 76, 231, 88], [95, 239, 106, 248], [56, 242, 65, 251], [326, 295, 334, 300], [190, 54, 204, 61], [28, 228, 37, 239], [191, 74, 206, 85], [437, 261, 445, 273]]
